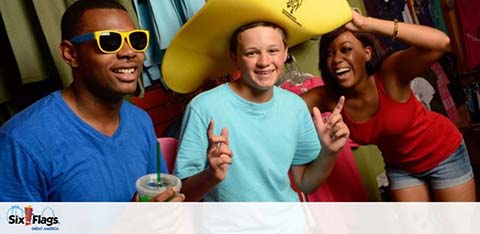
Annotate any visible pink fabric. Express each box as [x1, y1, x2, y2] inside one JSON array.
[[158, 137, 178, 173], [280, 77, 324, 95], [431, 63, 461, 123], [306, 144, 368, 202]]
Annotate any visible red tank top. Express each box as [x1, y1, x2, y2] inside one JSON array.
[[342, 75, 461, 173]]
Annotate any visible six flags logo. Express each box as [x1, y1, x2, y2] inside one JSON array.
[[6, 205, 59, 226]]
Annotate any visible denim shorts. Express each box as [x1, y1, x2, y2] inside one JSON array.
[[387, 140, 474, 190]]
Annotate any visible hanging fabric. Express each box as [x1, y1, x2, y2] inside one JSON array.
[[411, 77, 436, 110], [0, 0, 56, 84], [0, 15, 14, 104], [363, 0, 409, 51], [405, 0, 420, 24], [438, 52, 467, 106], [465, 82, 480, 124], [175, 0, 204, 22], [455, 0, 480, 70], [132, 0, 205, 89], [430, 0, 448, 34], [32, 0, 71, 87], [431, 63, 461, 123], [412, 0, 435, 27]]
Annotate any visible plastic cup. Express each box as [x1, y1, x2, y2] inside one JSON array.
[[135, 173, 182, 202]]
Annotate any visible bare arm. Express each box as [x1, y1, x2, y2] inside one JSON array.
[[180, 120, 232, 201], [347, 10, 450, 100], [301, 86, 334, 113], [291, 97, 349, 193]]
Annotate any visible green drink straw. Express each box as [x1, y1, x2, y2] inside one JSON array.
[[156, 142, 162, 185]]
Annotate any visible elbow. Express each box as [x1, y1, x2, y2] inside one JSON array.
[[298, 177, 328, 195], [301, 187, 317, 195], [439, 34, 451, 52]]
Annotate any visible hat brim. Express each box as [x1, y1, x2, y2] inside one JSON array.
[[162, 0, 352, 93]]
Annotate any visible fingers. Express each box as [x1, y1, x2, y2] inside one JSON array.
[[207, 119, 215, 140], [333, 126, 350, 139], [150, 187, 180, 202], [206, 119, 233, 181], [313, 96, 349, 141], [331, 96, 345, 115], [131, 192, 139, 202], [329, 121, 350, 139], [208, 120, 229, 147], [220, 127, 229, 144], [219, 153, 232, 165], [207, 120, 230, 157], [209, 145, 233, 165], [325, 111, 343, 130], [168, 193, 185, 202], [312, 107, 325, 128]]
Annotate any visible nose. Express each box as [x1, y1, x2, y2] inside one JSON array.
[[117, 38, 136, 59], [332, 52, 344, 65], [256, 53, 270, 67]]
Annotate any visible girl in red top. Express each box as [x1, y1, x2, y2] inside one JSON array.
[[302, 10, 475, 201]]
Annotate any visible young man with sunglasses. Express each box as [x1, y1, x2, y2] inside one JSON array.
[[0, 0, 184, 202]]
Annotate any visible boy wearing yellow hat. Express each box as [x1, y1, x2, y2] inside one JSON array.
[[174, 20, 350, 201]]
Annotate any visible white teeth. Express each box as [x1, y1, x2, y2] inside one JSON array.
[[336, 68, 350, 74], [115, 68, 135, 74], [256, 71, 271, 75]]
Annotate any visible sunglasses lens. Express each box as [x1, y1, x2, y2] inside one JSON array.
[[129, 32, 148, 51], [98, 33, 122, 52]]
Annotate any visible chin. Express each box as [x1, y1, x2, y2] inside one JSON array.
[[252, 81, 274, 90], [118, 83, 138, 93]]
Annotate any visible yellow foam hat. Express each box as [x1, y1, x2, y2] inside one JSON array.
[[162, 0, 352, 93]]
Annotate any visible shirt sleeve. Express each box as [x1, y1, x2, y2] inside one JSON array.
[[0, 133, 47, 201], [292, 101, 321, 165], [173, 104, 209, 180]]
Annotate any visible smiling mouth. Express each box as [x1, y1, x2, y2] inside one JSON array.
[[113, 68, 136, 74], [255, 70, 273, 76], [335, 67, 351, 80]]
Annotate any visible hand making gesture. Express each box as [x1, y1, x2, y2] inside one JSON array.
[[312, 96, 350, 153], [206, 120, 233, 182]]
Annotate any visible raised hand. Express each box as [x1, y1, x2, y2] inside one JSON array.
[[206, 119, 232, 182], [312, 96, 350, 153], [345, 9, 368, 32]]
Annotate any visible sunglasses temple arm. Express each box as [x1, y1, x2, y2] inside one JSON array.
[[70, 33, 95, 43]]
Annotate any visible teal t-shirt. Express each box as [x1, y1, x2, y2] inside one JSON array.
[[174, 83, 320, 201]]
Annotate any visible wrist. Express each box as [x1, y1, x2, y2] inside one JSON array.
[[360, 16, 373, 32], [321, 147, 339, 158], [205, 167, 222, 184]]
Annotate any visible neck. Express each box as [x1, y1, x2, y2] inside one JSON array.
[[229, 80, 273, 103], [61, 84, 123, 136], [341, 75, 376, 99]]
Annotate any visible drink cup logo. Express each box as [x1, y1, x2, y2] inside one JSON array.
[[24, 206, 33, 226]]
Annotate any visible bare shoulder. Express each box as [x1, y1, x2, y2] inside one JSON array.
[[301, 85, 338, 113]]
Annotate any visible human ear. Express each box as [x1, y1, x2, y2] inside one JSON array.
[[229, 51, 239, 68], [59, 40, 79, 68], [365, 46, 372, 62], [283, 47, 289, 63]]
